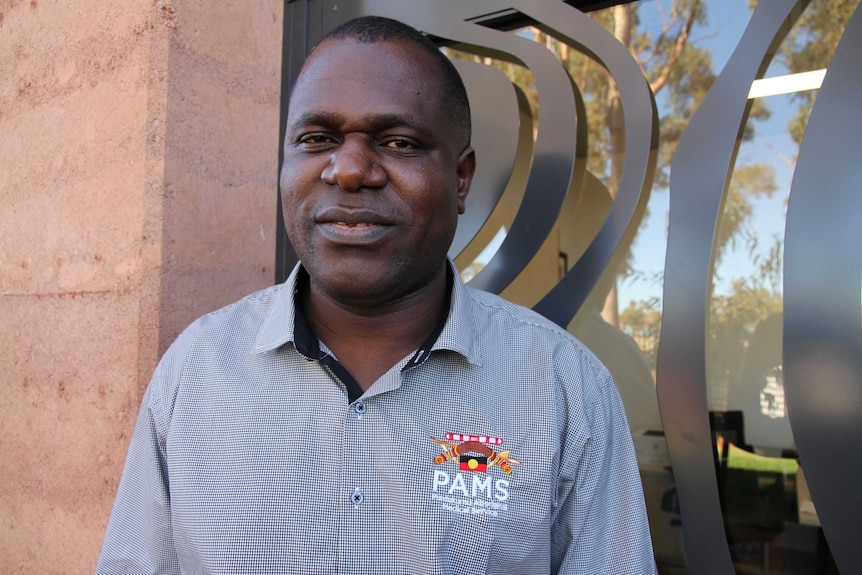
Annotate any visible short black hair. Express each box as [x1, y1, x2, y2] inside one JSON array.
[[314, 15, 472, 149]]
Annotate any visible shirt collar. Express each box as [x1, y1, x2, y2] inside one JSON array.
[[436, 260, 481, 366], [249, 263, 304, 355], [250, 260, 480, 366]]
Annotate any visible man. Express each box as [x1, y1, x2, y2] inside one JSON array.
[[97, 15, 656, 574]]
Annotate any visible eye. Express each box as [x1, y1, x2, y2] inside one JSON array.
[[296, 133, 337, 150], [380, 137, 420, 153]]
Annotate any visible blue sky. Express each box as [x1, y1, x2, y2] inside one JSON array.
[[618, 0, 802, 307]]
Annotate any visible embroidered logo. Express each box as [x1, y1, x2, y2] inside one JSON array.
[[429, 433, 523, 516], [430, 433, 523, 474]]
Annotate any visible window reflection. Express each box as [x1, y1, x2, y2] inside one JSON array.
[[446, 0, 855, 572]]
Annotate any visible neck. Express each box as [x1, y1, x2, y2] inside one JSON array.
[[303, 266, 450, 390]]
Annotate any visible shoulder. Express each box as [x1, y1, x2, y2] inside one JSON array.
[[464, 286, 613, 393], [147, 284, 288, 410], [466, 286, 569, 335], [187, 283, 287, 337], [459, 288, 625, 464]]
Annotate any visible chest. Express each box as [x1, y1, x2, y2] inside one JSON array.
[[165, 359, 561, 573]]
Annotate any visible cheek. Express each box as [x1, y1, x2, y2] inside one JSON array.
[[280, 166, 316, 217], [280, 155, 322, 196], [279, 188, 312, 248], [280, 184, 301, 211], [409, 191, 460, 244]]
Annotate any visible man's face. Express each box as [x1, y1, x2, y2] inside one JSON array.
[[280, 38, 475, 308]]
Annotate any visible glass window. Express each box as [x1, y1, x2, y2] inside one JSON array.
[[446, 1, 857, 572]]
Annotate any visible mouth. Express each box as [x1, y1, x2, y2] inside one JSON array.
[[332, 221, 375, 228], [316, 207, 394, 226], [315, 208, 395, 245]]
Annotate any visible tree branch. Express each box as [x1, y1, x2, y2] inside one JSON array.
[[649, 0, 700, 94]]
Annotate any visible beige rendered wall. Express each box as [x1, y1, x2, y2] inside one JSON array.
[[0, 1, 282, 572]]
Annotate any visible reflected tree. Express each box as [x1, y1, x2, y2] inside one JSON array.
[[449, 2, 780, 336], [772, 0, 860, 147]]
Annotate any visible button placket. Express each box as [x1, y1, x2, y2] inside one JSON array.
[[354, 400, 367, 418]]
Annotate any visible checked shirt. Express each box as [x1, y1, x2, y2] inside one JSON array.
[[96, 262, 657, 575]]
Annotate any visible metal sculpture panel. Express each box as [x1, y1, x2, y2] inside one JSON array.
[[656, 2, 808, 573], [279, 1, 861, 572], [784, 4, 862, 572]]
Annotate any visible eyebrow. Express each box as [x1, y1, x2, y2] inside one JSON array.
[[289, 111, 434, 140]]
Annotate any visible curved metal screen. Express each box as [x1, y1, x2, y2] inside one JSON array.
[[278, 1, 862, 573], [656, 2, 808, 573], [783, 5, 862, 571]]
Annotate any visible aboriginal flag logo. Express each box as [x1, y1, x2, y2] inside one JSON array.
[[431, 433, 523, 474], [459, 455, 488, 472]]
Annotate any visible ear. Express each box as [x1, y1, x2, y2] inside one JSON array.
[[455, 146, 476, 215]]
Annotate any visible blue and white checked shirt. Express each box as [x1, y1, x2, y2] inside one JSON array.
[[96, 262, 657, 574]]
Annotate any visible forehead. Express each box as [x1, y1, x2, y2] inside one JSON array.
[[288, 39, 448, 128]]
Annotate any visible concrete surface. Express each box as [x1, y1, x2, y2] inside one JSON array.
[[0, 1, 281, 571]]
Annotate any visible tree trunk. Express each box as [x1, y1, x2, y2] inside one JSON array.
[[601, 4, 634, 328]]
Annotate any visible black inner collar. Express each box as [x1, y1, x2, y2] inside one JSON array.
[[292, 266, 453, 404]]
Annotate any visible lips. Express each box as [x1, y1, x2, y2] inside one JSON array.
[[332, 222, 373, 227], [315, 207, 394, 227], [314, 207, 395, 245]]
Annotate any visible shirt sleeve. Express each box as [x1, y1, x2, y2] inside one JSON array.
[[551, 347, 658, 575], [95, 349, 183, 574]]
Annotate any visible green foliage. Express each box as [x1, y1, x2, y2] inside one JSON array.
[[449, 1, 785, 333], [712, 278, 782, 327], [776, 0, 860, 146], [620, 296, 663, 369], [708, 277, 783, 393], [715, 163, 778, 267], [620, 297, 662, 331], [448, 3, 718, 187]]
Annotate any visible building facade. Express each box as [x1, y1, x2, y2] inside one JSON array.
[[1, 0, 859, 573]]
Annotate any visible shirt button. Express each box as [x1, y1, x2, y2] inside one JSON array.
[[351, 489, 364, 506], [355, 401, 367, 416]]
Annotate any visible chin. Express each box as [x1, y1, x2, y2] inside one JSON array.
[[324, 282, 397, 310], [309, 262, 390, 300], [305, 248, 446, 304]]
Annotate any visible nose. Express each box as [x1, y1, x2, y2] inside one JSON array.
[[320, 136, 386, 192]]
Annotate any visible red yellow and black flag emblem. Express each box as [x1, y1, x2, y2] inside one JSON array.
[[459, 455, 488, 473]]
